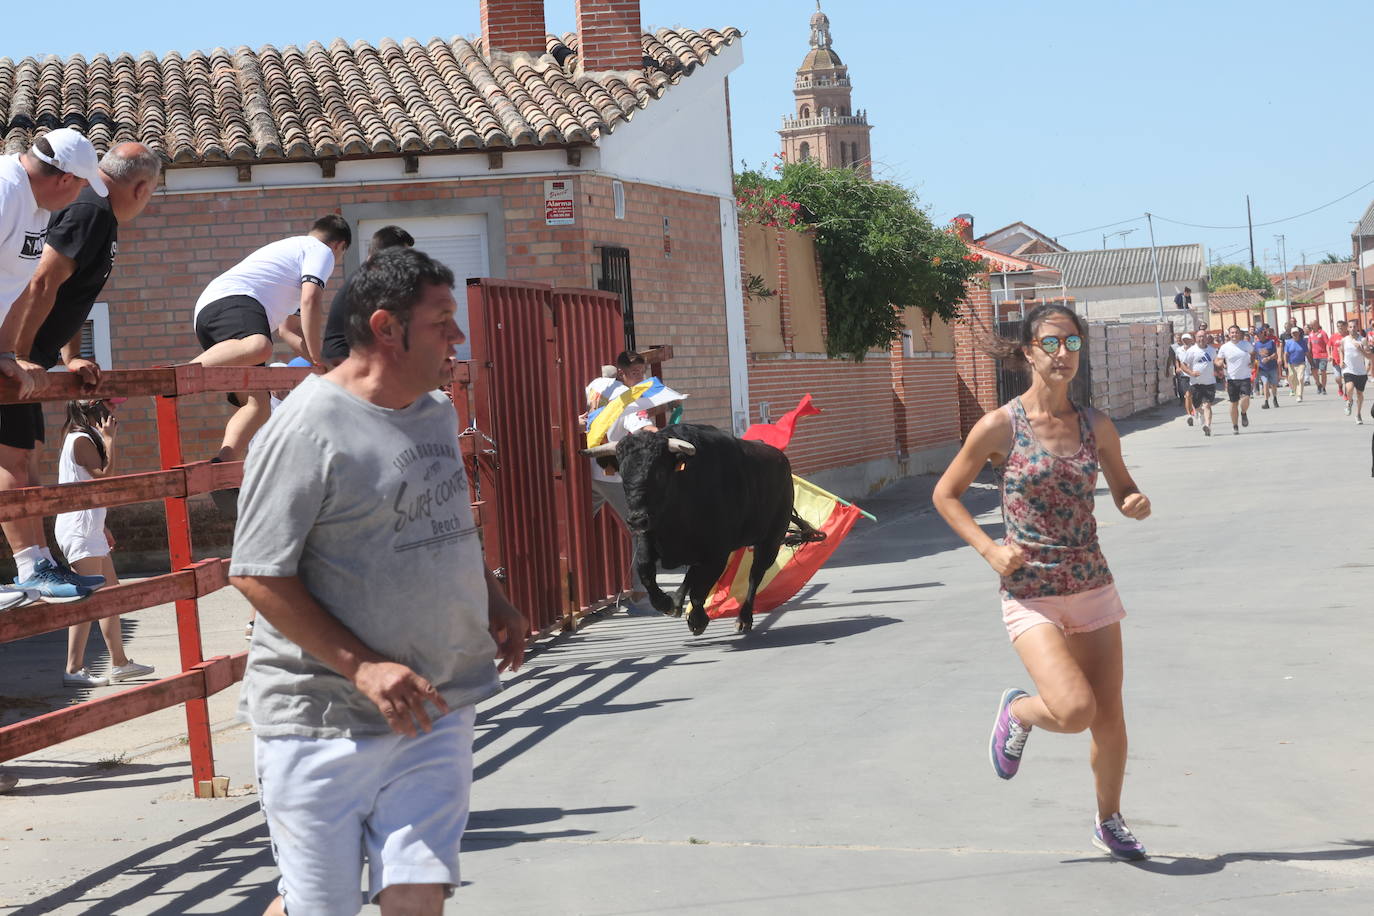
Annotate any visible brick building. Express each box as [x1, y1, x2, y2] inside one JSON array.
[[0, 0, 747, 567]]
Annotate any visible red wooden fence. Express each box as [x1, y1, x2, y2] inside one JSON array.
[[1, 280, 661, 790]]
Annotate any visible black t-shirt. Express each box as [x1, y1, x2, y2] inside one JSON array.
[[321, 270, 355, 362], [31, 188, 118, 368]]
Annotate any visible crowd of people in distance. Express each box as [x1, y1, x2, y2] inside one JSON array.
[[1169, 316, 1374, 436]]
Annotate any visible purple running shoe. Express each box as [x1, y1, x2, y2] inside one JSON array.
[[1093, 813, 1148, 861], [989, 688, 1031, 779]]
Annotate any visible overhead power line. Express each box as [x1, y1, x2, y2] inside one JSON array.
[[1051, 176, 1374, 240], [1152, 177, 1374, 230], [1053, 216, 1144, 239]]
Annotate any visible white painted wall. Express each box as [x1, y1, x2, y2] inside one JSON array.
[[162, 148, 595, 194], [596, 40, 742, 199], [718, 197, 748, 434], [1075, 282, 1208, 319]]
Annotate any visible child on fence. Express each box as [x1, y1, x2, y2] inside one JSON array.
[[56, 399, 154, 688]]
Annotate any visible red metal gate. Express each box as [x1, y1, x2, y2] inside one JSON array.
[[461, 279, 668, 635], [551, 288, 636, 614]]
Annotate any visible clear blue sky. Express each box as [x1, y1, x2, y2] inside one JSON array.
[[8, 0, 1372, 272]]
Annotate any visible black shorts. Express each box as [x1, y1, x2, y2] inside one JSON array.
[[1190, 383, 1217, 405], [0, 402, 44, 450], [195, 295, 272, 351], [1344, 373, 1368, 392], [1174, 375, 1191, 399], [1226, 378, 1252, 402]]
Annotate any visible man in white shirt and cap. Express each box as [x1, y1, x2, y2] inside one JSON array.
[[0, 127, 108, 794]]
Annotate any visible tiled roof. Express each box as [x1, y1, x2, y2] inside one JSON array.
[[1026, 244, 1205, 288], [1306, 260, 1353, 289], [967, 242, 1059, 276], [1208, 289, 1266, 311], [0, 26, 741, 164], [1355, 200, 1374, 237]]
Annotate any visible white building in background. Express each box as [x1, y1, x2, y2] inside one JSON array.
[[1027, 244, 1208, 321]]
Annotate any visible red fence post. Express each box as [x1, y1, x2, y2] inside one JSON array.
[[154, 387, 215, 788]]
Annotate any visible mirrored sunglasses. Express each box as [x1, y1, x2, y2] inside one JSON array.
[[1035, 334, 1082, 354]]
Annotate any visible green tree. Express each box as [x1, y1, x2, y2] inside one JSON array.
[[735, 159, 982, 361], [1319, 252, 1350, 264], [1207, 263, 1274, 298]]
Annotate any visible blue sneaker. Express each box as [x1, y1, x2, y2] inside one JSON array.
[[989, 688, 1031, 779], [14, 559, 94, 602], [58, 563, 105, 589], [1093, 813, 1148, 861]]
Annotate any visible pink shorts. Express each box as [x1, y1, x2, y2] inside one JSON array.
[[1001, 582, 1126, 642]]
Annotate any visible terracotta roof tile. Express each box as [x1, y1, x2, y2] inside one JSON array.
[[1208, 289, 1266, 311], [0, 26, 740, 165]]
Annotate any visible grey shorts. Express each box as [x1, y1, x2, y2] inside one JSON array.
[[254, 706, 475, 913]]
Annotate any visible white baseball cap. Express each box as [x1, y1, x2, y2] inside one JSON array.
[[31, 128, 108, 197]]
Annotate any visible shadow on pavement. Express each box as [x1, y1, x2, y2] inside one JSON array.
[[852, 581, 944, 593], [1061, 839, 1374, 875], [0, 617, 150, 729], [5, 803, 277, 916], [464, 804, 636, 851], [825, 478, 1001, 570], [1, 758, 188, 797], [731, 615, 899, 650]]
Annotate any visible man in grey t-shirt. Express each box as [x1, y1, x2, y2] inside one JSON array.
[[230, 247, 525, 916]]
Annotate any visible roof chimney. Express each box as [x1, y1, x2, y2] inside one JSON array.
[[954, 213, 974, 243], [481, 0, 548, 56], [575, 0, 644, 73]]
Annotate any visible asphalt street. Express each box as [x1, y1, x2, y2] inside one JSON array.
[[1, 391, 1372, 915]]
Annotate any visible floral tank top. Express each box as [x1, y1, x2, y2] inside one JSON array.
[[995, 397, 1113, 600]]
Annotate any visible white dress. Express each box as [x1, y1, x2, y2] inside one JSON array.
[[54, 431, 109, 562]]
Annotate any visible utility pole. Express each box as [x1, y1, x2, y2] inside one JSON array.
[[1276, 233, 1289, 309], [1146, 212, 1165, 319], [1352, 233, 1363, 329], [1246, 195, 1255, 270]]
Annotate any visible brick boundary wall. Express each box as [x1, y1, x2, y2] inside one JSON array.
[[741, 221, 963, 499], [953, 281, 998, 437]]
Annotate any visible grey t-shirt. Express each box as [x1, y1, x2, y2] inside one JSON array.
[[232, 374, 499, 738]]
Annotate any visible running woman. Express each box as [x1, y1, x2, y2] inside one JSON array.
[[1218, 325, 1256, 434], [55, 399, 154, 687], [933, 303, 1152, 861]]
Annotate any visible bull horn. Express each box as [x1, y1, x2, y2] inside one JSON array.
[[581, 442, 618, 457], [666, 438, 696, 455]]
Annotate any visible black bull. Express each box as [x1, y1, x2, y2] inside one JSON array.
[[585, 424, 794, 634]]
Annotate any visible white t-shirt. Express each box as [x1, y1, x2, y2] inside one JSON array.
[[1343, 336, 1368, 376], [0, 154, 50, 322], [194, 235, 335, 332], [1184, 344, 1217, 386], [1218, 340, 1254, 381]]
